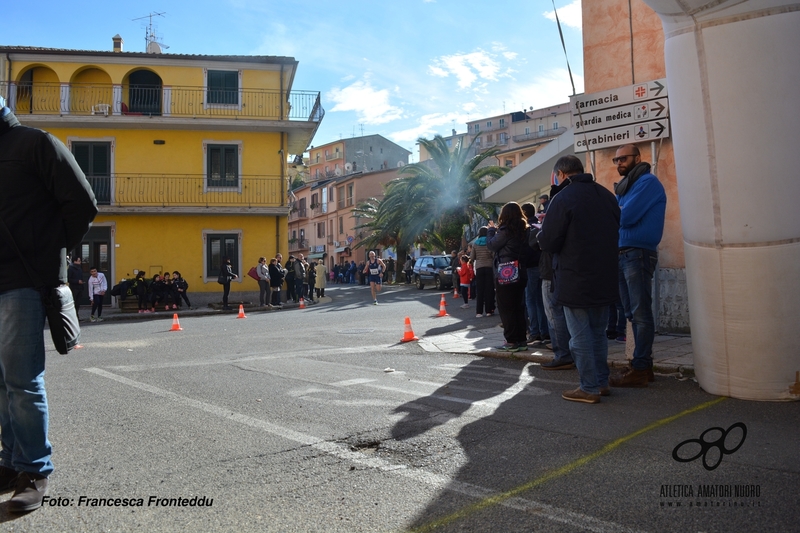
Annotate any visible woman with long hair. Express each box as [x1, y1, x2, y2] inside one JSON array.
[[470, 226, 495, 317], [487, 202, 532, 351]]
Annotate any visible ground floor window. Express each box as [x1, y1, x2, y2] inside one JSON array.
[[205, 231, 241, 280]]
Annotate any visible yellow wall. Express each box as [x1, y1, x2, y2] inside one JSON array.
[[46, 127, 284, 177], [101, 213, 287, 292], [12, 60, 285, 89]]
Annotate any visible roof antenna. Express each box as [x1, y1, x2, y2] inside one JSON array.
[[133, 12, 170, 53]]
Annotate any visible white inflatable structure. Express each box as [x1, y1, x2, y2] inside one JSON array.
[[640, 0, 800, 400]]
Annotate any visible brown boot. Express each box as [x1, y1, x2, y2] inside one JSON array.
[[610, 367, 649, 388]]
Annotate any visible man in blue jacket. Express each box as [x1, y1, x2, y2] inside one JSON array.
[[610, 144, 667, 388], [537, 155, 620, 403]]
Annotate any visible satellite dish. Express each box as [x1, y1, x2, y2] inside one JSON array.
[[147, 41, 163, 54], [396, 161, 404, 168], [344, 162, 353, 171], [334, 168, 342, 176]]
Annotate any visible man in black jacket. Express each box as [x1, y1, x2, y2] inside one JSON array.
[[537, 155, 619, 404], [67, 256, 85, 316], [0, 96, 97, 511]]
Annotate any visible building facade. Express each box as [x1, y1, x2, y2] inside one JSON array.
[[0, 40, 322, 307], [289, 167, 407, 273]]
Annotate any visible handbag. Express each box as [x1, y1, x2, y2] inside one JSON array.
[[0, 218, 80, 354], [496, 260, 520, 285], [247, 266, 260, 282]]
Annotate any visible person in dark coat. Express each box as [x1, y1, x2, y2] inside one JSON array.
[[487, 202, 531, 352], [537, 155, 620, 404], [67, 256, 84, 316], [268, 254, 285, 307], [0, 95, 98, 511], [219, 257, 238, 310]]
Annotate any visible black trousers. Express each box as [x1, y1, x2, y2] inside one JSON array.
[[494, 271, 528, 344], [474, 267, 495, 315], [222, 282, 231, 306]]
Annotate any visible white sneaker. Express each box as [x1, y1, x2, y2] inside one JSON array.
[[476, 313, 484, 318], [460, 304, 470, 309], [90, 316, 96, 322], [96, 317, 104, 322]]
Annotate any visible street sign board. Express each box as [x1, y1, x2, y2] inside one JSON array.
[[574, 118, 670, 153], [570, 79, 670, 151], [570, 79, 667, 116], [573, 97, 669, 134]]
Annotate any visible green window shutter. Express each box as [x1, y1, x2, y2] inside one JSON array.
[[208, 70, 238, 105], [207, 145, 238, 187]]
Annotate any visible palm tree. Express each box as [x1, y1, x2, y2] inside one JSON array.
[[394, 134, 507, 251]]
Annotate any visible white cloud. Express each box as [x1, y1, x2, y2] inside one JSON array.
[[428, 50, 501, 89], [544, 0, 582, 31], [388, 112, 470, 143], [327, 79, 404, 125]]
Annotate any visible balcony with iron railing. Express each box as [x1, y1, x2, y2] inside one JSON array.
[[288, 239, 309, 252], [325, 152, 342, 161], [82, 174, 284, 208], [289, 207, 308, 221], [512, 127, 568, 143], [1, 81, 324, 123]]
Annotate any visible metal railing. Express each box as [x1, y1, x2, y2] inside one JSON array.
[[1, 81, 324, 122], [325, 152, 342, 161], [288, 207, 308, 221], [85, 174, 283, 207], [512, 127, 567, 143], [288, 239, 308, 252]]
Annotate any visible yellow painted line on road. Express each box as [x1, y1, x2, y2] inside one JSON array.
[[409, 396, 728, 533]]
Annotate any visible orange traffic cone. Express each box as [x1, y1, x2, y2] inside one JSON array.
[[237, 305, 247, 319], [400, 316, 419, 343], [453, 285, 459, 298], [437, 293, 449, 317], [170, 313, 183, 331], [299, 297, 305, 309]]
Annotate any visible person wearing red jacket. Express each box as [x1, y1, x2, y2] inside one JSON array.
[[456, 255, 474, 309]]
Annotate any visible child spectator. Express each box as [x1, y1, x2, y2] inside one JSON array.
[[172, 271, 191, 309], [457, 255, 474, 309]]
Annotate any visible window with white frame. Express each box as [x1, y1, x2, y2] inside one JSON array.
[[204, 141, 241, 189], [204, 231, 241, 280], [206, 70, 240, 106]]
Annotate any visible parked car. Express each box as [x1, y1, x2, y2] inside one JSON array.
[[412, 255, 453, 290]]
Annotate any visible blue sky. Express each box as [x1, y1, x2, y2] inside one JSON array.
[[3, 0, 583, 159]]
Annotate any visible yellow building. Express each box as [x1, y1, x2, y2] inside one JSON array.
[[0, 39, 323, 308]]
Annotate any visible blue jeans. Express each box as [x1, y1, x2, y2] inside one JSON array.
[[563, 306, 610, 395], [0, 288, 54, 476], [618, 248, 657, 371], [607, 302, 626, 334], [525, 267, 548, 338], [541, 280, 572, 364]]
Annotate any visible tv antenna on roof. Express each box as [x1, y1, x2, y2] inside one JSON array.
[[133, 12, 170, 53]]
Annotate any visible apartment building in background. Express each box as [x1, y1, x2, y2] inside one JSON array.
[[0, 38, 323, 307]]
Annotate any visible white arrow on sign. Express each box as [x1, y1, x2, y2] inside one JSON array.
[[574, 118, 670, 153], [574, 98, 669, 134], [570, 79, 667, 116]]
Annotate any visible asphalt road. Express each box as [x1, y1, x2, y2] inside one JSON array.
[[2, 284, 798, 532]]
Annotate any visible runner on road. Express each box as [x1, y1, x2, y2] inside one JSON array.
[[364, 251, 386, 305]]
